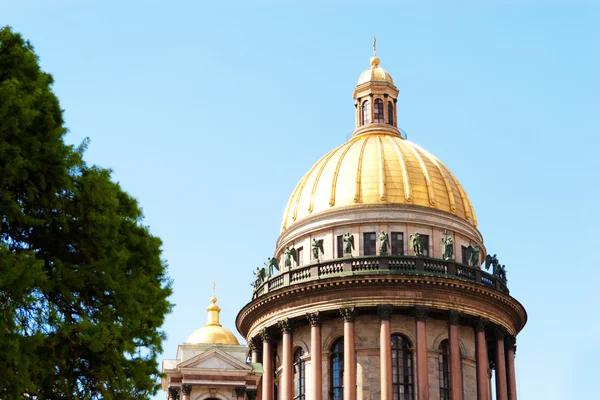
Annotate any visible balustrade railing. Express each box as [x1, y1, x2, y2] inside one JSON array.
[[253, 255, 508, 299]]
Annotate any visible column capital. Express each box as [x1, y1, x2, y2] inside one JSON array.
[[247, 389, 258, 400], [505, 335, 517, 355], [377, 304, 393, 321], [234, 387, 246, 397], [340, 306, 357, 322], [278, 318, 294, 333], [413, 306, 429, 322], [447, 310, 461, 325], [168, 387, 180, 399], [307, 311, 322, 327], [181, 384, 192, 395], [493, 325, 507, 340], [259, 327, 273, 342], [472, 317, 488, 332]]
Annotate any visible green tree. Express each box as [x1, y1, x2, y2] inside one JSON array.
[[0, 26, 172, 399]]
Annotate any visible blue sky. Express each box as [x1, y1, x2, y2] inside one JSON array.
[[3, 1, 599, 398]]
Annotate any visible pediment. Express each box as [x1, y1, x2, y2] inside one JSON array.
[[178, 348, 251, 372]]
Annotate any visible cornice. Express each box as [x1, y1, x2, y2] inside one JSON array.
[[237, 274, 527, 339]]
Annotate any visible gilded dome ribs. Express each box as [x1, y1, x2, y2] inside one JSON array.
[[330, 140, 359, 206], [309, 146, 343, 213], [415, 144, 457, 213], [405, 143, 436, 206], [292, 153, 328, 222], [354, 136, 371, 203], [387, 136, 412, 202], [447, 170, 474, 225], [377, 136, 386, 201]]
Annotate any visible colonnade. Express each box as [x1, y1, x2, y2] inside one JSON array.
[[250, 307, 518, 400]]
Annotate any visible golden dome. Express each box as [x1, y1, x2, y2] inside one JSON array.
[[186, 288, 240, 345], [281, 131, 477, 232], [357, 55, 394, 85]]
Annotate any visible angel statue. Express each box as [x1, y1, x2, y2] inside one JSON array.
[[484, 253, 499, 273], [343, 232, 354, 256], [441, 230, 454, 260], [284, 246, 298, 268], [253, 267, 266, 289], [409, 233, 422, 256], [265, 257, 279, 278], [497, 264, 507, 284], [379, 231, 389, 254], [466, 244, 480, 267], [312, 239, 324, 262]]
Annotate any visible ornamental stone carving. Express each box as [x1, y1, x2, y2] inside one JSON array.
[[448, 310, 460, 325], [278, 318, 294, 333], [413, 306, 429, 322], [181, 384, 192, 395], [259, 328, 272, 342], [306, 311, 322, 326], [247, 389, 258, 400], [377, 304, 393, 321], [340, 307, 357, 322], [473, 317, 488, 332], [234, 387, 246, 397], [168, 387, 179, 399]]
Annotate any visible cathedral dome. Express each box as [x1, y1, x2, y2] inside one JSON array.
[[186, 292, 239, 345], [281, 131, 477, 232]]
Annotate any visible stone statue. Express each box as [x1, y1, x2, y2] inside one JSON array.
[[466, 244, 480, 267], [484, 254, 498, 272], [343, 232, 354, 256], [265, 257, 279, 278], [284, 246, 298, 268], [312, 239, 324, 262], [379, 231, 389, 254], [441, 230, 454, 260], [497, 264, 507, 284], [253, 267, 266, 290], [409, 233, 422, 256]]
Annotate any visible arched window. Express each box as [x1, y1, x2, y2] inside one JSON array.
[[374, 99, 384, 123], [391, 334, 414, 400], [362, 100, 371, 125], [388, 101, 394, 126], [330, 338, 344, 400], [439, 340, 450, 400], [293, 348, 305, 400]]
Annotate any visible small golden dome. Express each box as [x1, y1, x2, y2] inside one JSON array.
[[357, 63, 394, 85], [185, 287, 240, 345], [281, 132, 477, 232]]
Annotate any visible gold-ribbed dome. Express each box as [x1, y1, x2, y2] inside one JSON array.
[[357, 55, 394, 85], [186, 289, 239, 345], [281, 131, 477, 232]]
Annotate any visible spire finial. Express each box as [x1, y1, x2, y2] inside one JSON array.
[[210, 282, 217, 303], [373, 36, 377, 56], [370, 37, 380, 67], [206, 282, 221, 326]]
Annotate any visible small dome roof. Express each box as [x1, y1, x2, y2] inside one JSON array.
[[357, 56, 394, 85], [281, 131, 477, 232], [185, 289, 239, 345]]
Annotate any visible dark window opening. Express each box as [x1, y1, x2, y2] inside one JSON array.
[[362, 101, 370, 125], [293, 348, 305, 400], [374, 99, 384, 123], [420, 235, 430, 257], [297, 247, 303, 266], [388, 101, 394, 126], [461, 246, 468, 265], [336, 235, 344, 258], [392, 334, 414, 400], [363, 232, 377, 256], [439, 340, 450, 400], [330, 338, 344, 400], [391, 232, 404, 255]]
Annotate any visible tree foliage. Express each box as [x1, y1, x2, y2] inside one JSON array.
[[0, 26, 172, 399]]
